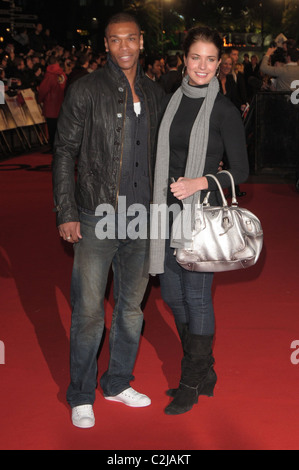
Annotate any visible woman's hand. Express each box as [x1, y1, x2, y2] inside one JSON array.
[[170, 176, 208, 200]]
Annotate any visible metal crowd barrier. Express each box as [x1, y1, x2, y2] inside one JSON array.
[[245, 91, 299, 176], [0, 88, 48, 158]]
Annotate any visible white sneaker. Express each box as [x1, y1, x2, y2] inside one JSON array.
[[71, 404, 95, 428], [104, 387, 151, 408]]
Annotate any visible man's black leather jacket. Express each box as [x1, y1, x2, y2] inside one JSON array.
[[52, 59, 165, 226]]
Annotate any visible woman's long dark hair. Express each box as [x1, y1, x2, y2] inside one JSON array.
[[183, 26, 223, 60]]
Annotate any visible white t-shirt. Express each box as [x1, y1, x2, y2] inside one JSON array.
[[134, 102, 141, 116]]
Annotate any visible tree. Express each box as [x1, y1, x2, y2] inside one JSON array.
[[282, 1, 299, 41], [125, 0, 185, 53]]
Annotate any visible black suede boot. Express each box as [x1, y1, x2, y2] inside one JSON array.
[[165, 333, 216, 415], [166, 328, 216, 399], [167, 367, 217, 398], [166, 322, 188, 397]]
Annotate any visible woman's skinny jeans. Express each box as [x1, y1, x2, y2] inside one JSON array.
[[159, 238, 215, 335]]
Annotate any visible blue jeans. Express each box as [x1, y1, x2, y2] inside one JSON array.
[[66, 210, 149, 408], [159, 239, 215, 336]]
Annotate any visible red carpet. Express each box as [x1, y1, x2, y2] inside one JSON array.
[[0, 152, 299, 451]]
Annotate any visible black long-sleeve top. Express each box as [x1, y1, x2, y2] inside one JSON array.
[[167, 91, 249, 207]]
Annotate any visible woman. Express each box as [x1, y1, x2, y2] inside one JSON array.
[[218, 53, 242, 110], [234, 62, 248, 112], [149, 26, 249, 415], [219, 54, 247, 197]]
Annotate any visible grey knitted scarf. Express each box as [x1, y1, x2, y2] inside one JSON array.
[[149, 75, 219, 275]]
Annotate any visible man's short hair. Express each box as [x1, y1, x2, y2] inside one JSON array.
[[166, 55, 178, 69], [288, 47, 299, 63], [227, 47, 239, 54], [105, 12, 141, 37], [144, 55, 161, 70]]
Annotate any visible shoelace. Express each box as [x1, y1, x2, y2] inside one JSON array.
[[122, 388, 139, 397], [75, 405, 93, 416]]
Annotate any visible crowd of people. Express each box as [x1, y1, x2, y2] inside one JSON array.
[[1, 22, 298, 221], [1, 23, 298, 126]]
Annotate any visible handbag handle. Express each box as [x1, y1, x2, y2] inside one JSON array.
[[203, 170, 238, 207]]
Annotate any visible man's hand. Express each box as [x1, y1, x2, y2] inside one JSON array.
[[266, 46, 277, 57], [58, 221, 82, 243]]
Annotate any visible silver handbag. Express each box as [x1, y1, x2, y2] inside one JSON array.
[[175, 171, 263, 272]]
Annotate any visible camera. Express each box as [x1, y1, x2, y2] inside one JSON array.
[[7, 78, 19, 90]]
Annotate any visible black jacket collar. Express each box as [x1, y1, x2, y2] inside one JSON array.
[[106, 54, 144, 86]]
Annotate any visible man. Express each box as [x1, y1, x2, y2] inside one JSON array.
[[144, 54, 162, 82], [10, 56, 33, 89], [159, 55, 182, 94], [52, 13, 164, 428], [243, 53, 250, 66], [226, 47, 247, 197], [260, 45, 299, 91], [228, 47, 239, 81], [228, 46, 247, 108], [64, 53, 89, 92], [29, 23, 45, 53], [38, 56, 67, 152]]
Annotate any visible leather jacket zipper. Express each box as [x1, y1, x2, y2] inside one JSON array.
[[115, 87, 128, 210], [138, 83, 153, 201], [143, 95, 153, 200]]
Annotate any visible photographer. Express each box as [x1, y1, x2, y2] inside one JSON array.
[[9, 56, 34, 90], [260, 44, 299, 91]]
